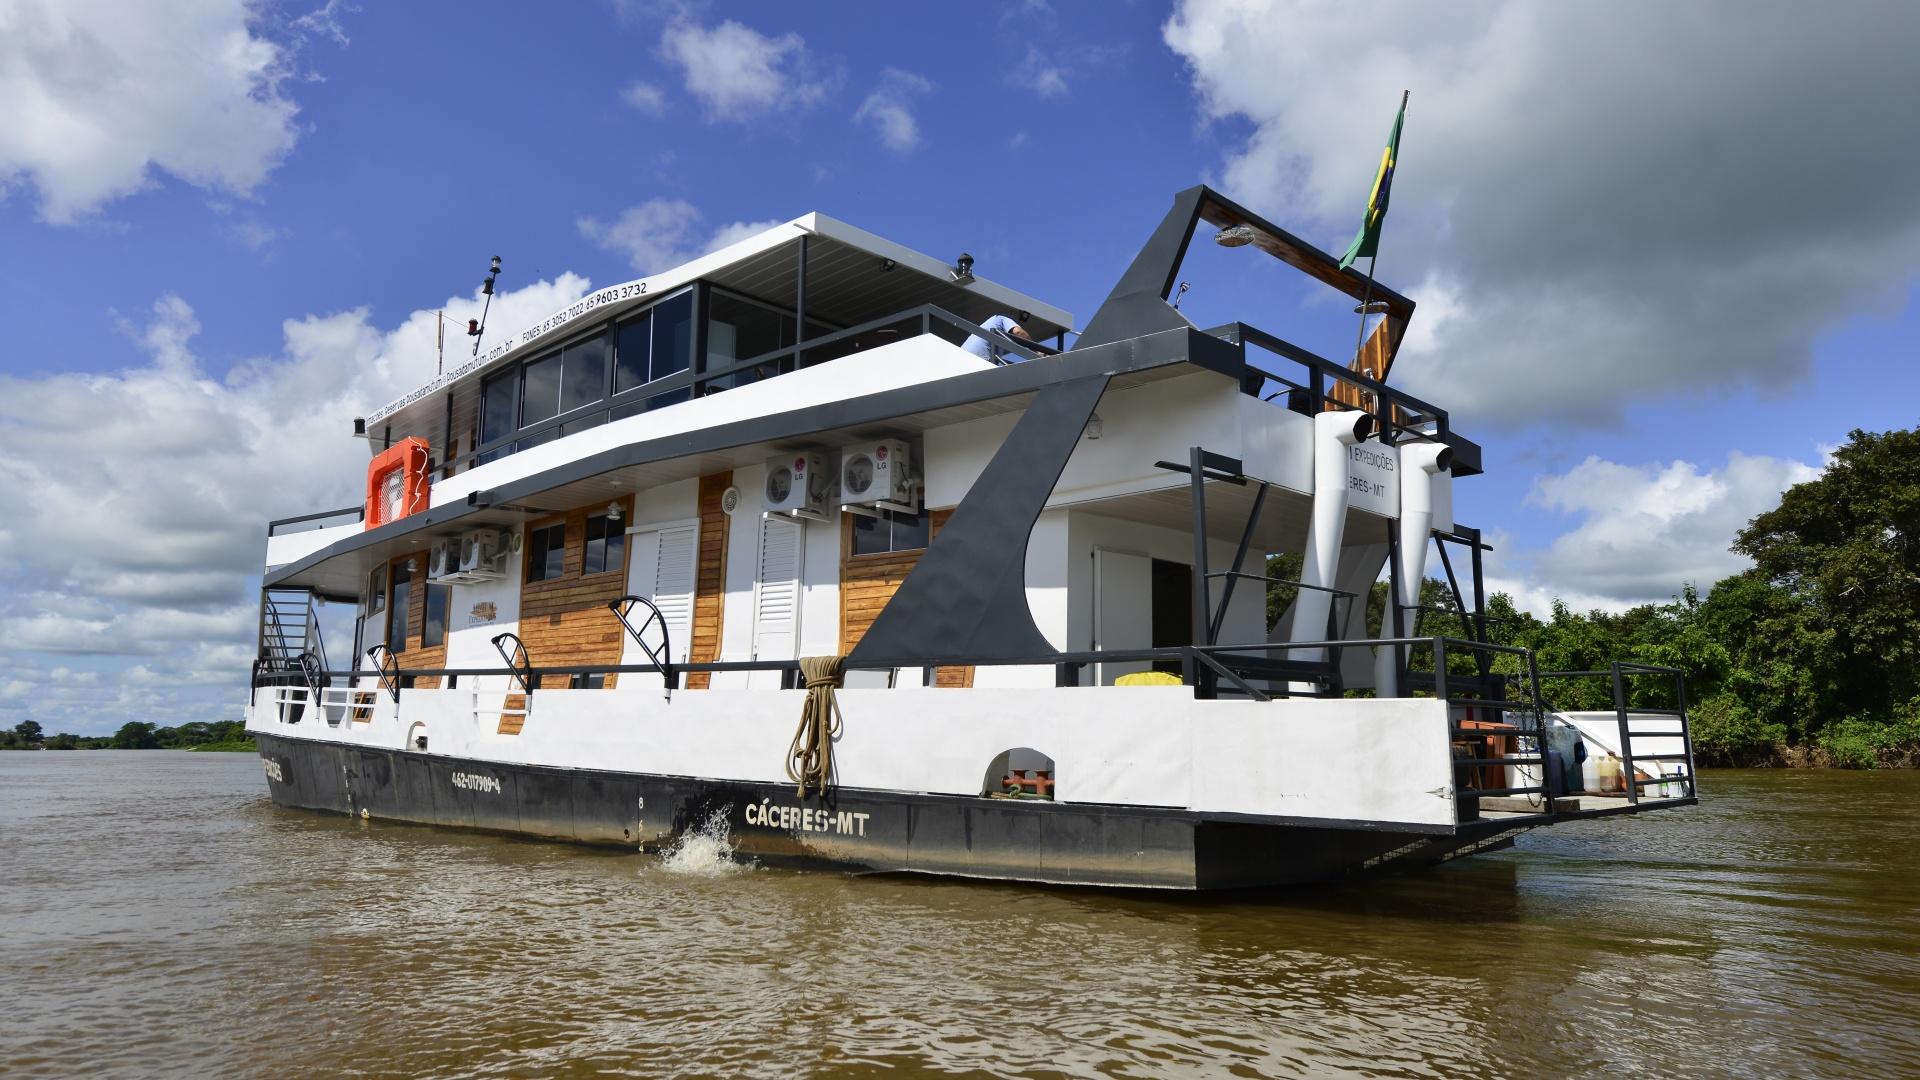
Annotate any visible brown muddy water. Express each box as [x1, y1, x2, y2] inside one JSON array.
[[1, 752, 1916, 1079]]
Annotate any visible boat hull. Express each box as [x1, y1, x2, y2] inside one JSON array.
[[252, 731, 1486, 890]]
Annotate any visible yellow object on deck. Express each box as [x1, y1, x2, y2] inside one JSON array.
[[1114, 671, 1184, 687]]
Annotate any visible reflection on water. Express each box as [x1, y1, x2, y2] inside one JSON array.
[[2, 753, 1917, 1078]]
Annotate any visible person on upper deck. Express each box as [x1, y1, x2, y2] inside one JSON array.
[[961, 313, 1033, 364]]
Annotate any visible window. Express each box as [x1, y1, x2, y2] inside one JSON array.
[[479, 367, 519, 464], [422, 583, 451, 648], [560, 335, 608, 415], [707, 290, 790, 370], [584, 513, 626, 575], [520, 353, 563, 426], [367, 567, 387, 616], [387, 564, 413, 651], [615, 291, 695, 394], [850, 508, 931, 556], [527, 522, 567, 582]]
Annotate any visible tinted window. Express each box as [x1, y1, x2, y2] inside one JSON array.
[[387, 564, 413, 650], [367, 567, 386, 615], [521, 353, 562, 426], [615, 310, 652, 393], [527, 523, 567, 582], [707, 292, 789, 369], [850, 509, 931, 556], [584, 513, 626, 575], [560, 334, 608, 414], [422, 584, 450, 648], [480, 368, 519, 455], [651, 292, 693, 380]]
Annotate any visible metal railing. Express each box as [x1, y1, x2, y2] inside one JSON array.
[[267, 505, 365, 536], [1206, 321, 1451, 446], [1540, 663, 1697, 804]]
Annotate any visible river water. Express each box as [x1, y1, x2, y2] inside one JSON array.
[[1, 752, 1915, 1079]]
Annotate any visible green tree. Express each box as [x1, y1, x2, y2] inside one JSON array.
[[1735, 426, 1920, 732], [112, 722, 160, 750], [14, 720, 44, 746]]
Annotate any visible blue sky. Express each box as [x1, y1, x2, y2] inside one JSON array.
[[2, 0, 1917, 732]]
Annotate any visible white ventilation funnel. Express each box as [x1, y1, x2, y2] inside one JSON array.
[[1374, 441, 1453, 696]]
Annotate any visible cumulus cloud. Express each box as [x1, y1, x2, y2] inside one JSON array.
[[0, 0, 336, 223], [1485, 451, 1822, 613], [620, 80, 668, 116], [1163, 0, 1920, 428], [853, 69, 933, 154], [660, 18, 826, 122], [576, 197, 781, 273], [0, 274, 592, 731], [1010, 46, 1068, 98]]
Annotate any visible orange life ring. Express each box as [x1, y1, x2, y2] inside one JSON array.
[[365, 437, 432, 529]]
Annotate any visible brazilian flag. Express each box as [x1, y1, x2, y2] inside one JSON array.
[[1338, 95, 1406, 271]]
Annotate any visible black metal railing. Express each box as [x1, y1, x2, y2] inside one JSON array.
[[1539, 663, 1697, 804], [267, 505, 365, 536], [608, 595, 675, 695], [1206, 321, 1450, 447]]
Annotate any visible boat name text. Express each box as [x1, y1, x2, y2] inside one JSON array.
[[262, 759, 284, 783], [744, 800, 870, 836]]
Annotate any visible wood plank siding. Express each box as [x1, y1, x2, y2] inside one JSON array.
[[685, 473, 731, 690], [839, 509, 971, 687], [504, 496, 635, 733]]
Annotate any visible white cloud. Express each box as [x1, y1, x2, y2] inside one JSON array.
[[1485, 451, 1821, 613], [577, 197, 780, 273], [620, 80, 668, 116], [0, 0, 332, 223], [660, 18, 826, 122], [1163, 0, 1920, 428], [0, 273, 593, 731], [1011, 46, 1068, 98], [853, 69, 933, 154]]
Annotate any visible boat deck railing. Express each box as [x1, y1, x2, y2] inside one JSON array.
[[1206, 321, 1450, 447]]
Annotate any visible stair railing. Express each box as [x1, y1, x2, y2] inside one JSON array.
[[366, 644, 401, 704], [608, 595, 676, 701]]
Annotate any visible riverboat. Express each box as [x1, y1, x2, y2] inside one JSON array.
[[246, 186, 1696, 889]]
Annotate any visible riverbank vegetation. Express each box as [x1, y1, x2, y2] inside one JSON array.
[[1270, 426, 1920, 768], [0, 719, 253, 752]]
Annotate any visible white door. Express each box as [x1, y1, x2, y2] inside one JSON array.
[[623, 524, 697, 681], [750, 516, 803, 687], [1093, 548, 1153, 685]]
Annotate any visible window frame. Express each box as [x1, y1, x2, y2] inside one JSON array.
[[848, 507, 932, 558], [386, 562, 413, 652], [526, 521, 569, 583], [421, 582, 451, 649], [582, 512, 627, 577]]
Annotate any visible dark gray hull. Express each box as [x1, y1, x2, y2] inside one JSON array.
[[253, 732, 1509, 890]]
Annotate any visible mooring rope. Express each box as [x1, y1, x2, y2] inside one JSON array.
[[786, 656, 846, 797]]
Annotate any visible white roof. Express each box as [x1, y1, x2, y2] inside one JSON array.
[[364, 213, 1072, 425]]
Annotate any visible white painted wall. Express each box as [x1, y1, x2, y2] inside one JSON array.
[[264, 521, 362, 573], [249, 685, 1458, 828]]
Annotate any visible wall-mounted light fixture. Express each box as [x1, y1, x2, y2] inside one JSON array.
[[950, 253, 975, 283], [1214, 224, 1257, 248], [605, 501, 624, 523]]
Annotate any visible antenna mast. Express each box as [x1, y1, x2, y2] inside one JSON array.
[[468, 256, 503, 357]]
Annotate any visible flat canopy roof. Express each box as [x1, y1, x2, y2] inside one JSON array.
[[365, 213, 1074, 438]]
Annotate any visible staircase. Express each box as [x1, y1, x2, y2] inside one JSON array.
[[257, 589, 330, 679]]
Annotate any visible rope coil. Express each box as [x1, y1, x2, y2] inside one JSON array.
[[786, 656, 846, 797]]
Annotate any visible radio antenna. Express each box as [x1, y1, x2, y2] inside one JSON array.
[[469, 255, 503, 357]]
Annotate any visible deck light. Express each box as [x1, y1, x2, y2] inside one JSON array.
[[1354, 300, 1390, 315], [605, 501, 623, 522], [879, 258, 896, 272], [1214, 224, 1257, 248], [950, 253, 974, 283]]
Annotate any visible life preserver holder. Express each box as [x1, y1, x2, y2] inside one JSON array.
[[366, 437, 431, 530]]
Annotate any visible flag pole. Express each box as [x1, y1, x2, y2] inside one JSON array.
[[1351, 89, 1407, 382]]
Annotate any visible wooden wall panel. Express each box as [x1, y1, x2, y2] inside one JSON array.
[[685, 473, 732, 690], [838, 510, 970, 686], [511, 496, 635, 716]]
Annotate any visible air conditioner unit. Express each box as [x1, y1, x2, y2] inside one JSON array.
[[841, 439, 914, 508], [455, 528, 505, 580], [427, 537, 457, 581], [764, 452, 833, 518]]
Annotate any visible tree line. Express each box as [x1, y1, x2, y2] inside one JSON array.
[[1268, 425, 1920, 768], [1, 719, 251, 751]]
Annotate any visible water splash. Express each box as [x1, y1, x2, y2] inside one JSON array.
[[654, 808, 750, 876]]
